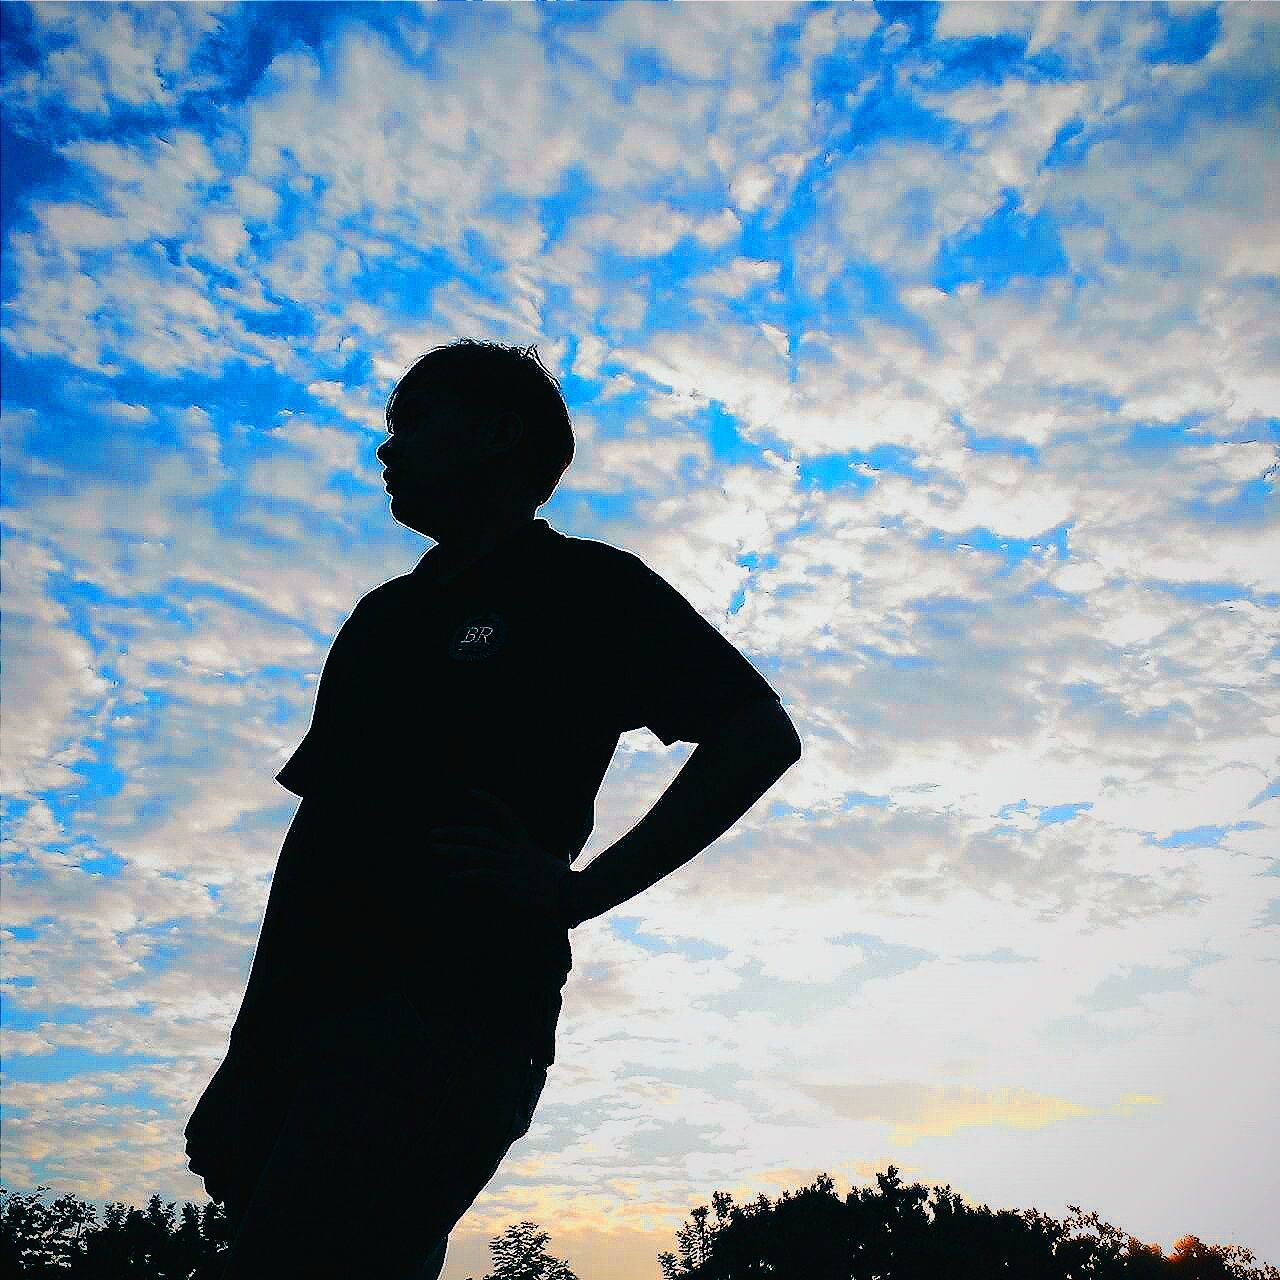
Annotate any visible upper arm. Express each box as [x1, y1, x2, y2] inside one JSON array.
[[275, 599, 371, 796], [609, 552, 788, 748]]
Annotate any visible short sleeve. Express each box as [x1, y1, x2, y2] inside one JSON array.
[[612, 553, 780, 746], [275, 600, 370, 796]]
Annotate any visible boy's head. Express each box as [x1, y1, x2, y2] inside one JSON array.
[[378, 339, 574, 536]]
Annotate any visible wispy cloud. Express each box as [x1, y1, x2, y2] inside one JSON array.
[[1, 2, 1276, 1273]]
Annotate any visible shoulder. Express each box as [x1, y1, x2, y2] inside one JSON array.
[[340, 572, 418, 626], [545, 529, 658, 595], [551, 529, 644, 570], [358, 573, 417, 604]]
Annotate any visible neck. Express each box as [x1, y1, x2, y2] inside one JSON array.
[[431, 505, 535, 548], [428, 508, 538, 584]]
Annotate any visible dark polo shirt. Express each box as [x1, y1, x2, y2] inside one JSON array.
[[234, 516, 781, 1068]]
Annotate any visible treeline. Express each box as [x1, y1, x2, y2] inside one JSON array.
[[656, 1169, 1278, 1280], [0, 1190, 230, 1278], [2, 1167, 1276, 1279]]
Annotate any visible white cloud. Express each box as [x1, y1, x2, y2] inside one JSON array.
[[0, 537, 111, 799], [229, 175, 281, 224], [802, 139, 1001, 281], [199, 212, 249, 264], [3, 3, 228, 119], [688, 257, 782, 299], [2, 5, 1277, 1266]]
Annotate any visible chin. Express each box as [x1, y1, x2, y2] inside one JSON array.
[[388, 493, 430, 532]]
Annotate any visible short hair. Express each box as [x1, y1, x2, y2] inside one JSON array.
[[385, 339, 575, 507]]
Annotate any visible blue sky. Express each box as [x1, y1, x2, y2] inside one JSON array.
[[1, 2, 1277, 1274]]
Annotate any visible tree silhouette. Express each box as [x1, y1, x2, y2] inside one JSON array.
[[1, 1184, 229, 1279], [3, 1176, 1277, 1278], [657, 1167, 1280, 1280], [475, 1218, 579, 1280], [0, 1184, 98, 1275], [1169, 1234, 1278, 1279]]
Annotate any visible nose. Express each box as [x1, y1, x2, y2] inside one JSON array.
[[376, 440, 392, 466]]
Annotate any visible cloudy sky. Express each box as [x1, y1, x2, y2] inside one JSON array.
[[1, 1, 1277, 1275]]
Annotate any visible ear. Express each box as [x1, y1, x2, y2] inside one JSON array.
[[481, 415, 523, 457]]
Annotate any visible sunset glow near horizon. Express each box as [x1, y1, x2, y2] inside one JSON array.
[[1, 2, 1277, 1276]]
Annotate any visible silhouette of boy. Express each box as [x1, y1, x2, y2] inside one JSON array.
[[184, 339, 802, 1278]]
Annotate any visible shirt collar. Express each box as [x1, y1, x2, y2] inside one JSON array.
[[411, 516, 550, 590]]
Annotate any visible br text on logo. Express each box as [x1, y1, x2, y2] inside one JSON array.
[[449, 613, 507, 661]]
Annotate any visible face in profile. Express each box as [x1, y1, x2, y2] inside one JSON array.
[[376, 391, 517, 537]]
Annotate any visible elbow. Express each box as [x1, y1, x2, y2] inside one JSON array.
[[773, 720, 802, 770], [762, 709, 801, 766], [758, 697, 802, 765], [705, 697, 802, 765]]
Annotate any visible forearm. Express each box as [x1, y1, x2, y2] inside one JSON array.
[[563, 701, 801, 929]]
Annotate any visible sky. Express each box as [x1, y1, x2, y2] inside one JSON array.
[[0, 1, 1277, 1276]]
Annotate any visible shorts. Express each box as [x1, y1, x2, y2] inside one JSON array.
[[185, 991, 549, 1279]]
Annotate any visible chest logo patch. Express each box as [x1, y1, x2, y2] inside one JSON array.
[[448, 612, 507, 661]]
